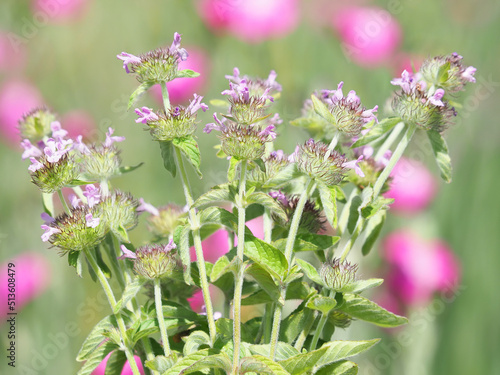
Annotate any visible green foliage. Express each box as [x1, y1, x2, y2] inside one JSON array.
[[159, 140, 177, 177], [427, 129, 453, 183], [351, 117, 402, 148], [174, 136, 203, 178]]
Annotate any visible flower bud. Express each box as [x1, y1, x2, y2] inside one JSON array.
[[146, 204, 187, 239], [96, 191, 139, 238], [30, 153, 79, 193], [329, 310, 352, 329], [347, 146, 391, 193], [419, 53, 476, 93], [123, 241, 180, 280], [81, 145, 121, 180], [18, 107, 56, 142], [320, 258, 358, 291], [272, 193, 326, 233]]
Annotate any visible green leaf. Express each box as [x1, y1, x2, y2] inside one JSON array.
[[264, 163, 301, 190], [183, 330, 211, 356], [427, 130, 452, 183], [274, 234, 339, 253], [145, 355, 176, 373], [77, 316, 115, 361], [361, 210, 386, 256], [104, 350, 127, 375], [159, 141, 176, 177], [295, 259, 323, 286], [128, 82, 153, 110], [244, 236, 288, 280], [42, 192, 55, 217], [242, 282, 313, 306], [278, 346, 330, 375], [210, 255, 232, 282], [311, 94, 336, 124], [314, 340, 379, 370], [317, 181, 338, 229], [68, 250, 83, 278], [240, 355, 290, 375], [333, 185, 346, 203], [228, 157, 240, 182], [306, 296, 337, 315], [161, 349, 225, 375], [338, 293, 408, 327], [340, 278, 383, 294], [246, 264, 281, 303], [280, 300, 311, 343], [193, 183, 236, 209], [77, 342, 118, 375], [249, 343, 299, 361], [173, 136, 202, 178], [177, 224, 194, 285], [131, 317, 193, 344], [360, 196, 393, 220], [290, 116, 328, 138], [314, 360, 358, 375], [199, 206, 239, 233], [351, 117, 402, 148], [118, 162, 144, 176], [176, 69, 201, 78], [113, 277, 144, 314], [347, 196, 362, 235], [95, 247, 112, 279], [246, 191, 287, 223]]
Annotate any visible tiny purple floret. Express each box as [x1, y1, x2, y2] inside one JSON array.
[[117, 52, 141, 73], [85, 213, 100, 228], [135, 107, 159, 124], [21, 139, 42, 160], [41, 225, 60, 242], [137, 198, 160, 216], [83, 184, 101, 208], [119, 245, 137, 260], [344, 155, 365, 177]]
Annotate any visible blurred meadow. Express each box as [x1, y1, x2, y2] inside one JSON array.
[[1, 0, 499, 373]]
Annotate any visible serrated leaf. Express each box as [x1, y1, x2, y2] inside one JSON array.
[[77, 316, 115, 361], [193, 183, 236, 209], [338, 293, 408, 327], [42, 192, 55, 217], [113, 277, 144, 314], [314, 360, 358, 375], [145, 355, 176, 373], [340, 278, 383, 294], [280, 300, 310, 343], [77, 342, 118, 375], [317, 181, 338, 229], [128, 82, 153, 110], [242, 282, 312, 306], [360, 196, 393, 219], [228, 157, 240, 182], [427, 130, 452, 183], [351, 117, 402, 148], [240, 355, 290, 374], [132, 317, 193, 344], [176, 69, 201, 78], [295, 259, 323, 286], [274, 235, 339, 253], [244, 236, 288, 280], [361, 210, 386, 256], [199, 206, 239, 233], [159, 141, 176, 177], [68, 250, 83, 278], [162, 349, 227, 375], [104, 350, 127, 375], [246, 264, 281, 303], [278, 346, 329, 375], [118, 162, 144, 176], [306, 296, 337, 315], [314, 340, 379, 370], [210, 255, 232, 282], [347, 196, 362, 235], [311, 95, 336, 124], [246, 191, 287, 223], [249, 343, 299, 361], [184, 331, 211, 356], [264, 163, 301, 190], [174, 136, 202, 178]]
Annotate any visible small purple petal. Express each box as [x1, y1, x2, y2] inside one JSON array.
[[117, 52, 141, 74], [40, 212, 55, 224], [119, 245, 137, 260], [462, 66, 477, 83], [21, 139, 42, 160], [28, 157, 44, 172], [135, 107, 159, 124], [429, 89, 445, 107], [41, 225, 60, 242], [51, 121, 68, 140], [69, 194, 81, 208], [137, 198, 160, 216], [344, 155, 365, 177], [164, 238, 177, 252], [104, 127, 125, 147], [85, 213, 100, 228], [83, 184, 101, 208]]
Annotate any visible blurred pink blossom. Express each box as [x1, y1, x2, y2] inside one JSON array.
[[32, 0, 91, 22], [0, 31, 27, 72], [152, 47, 210, 105], [1, 253, 51, 321], [391, 52, 423, 78], [0, 80, 44, 144], [198, 0, 300, 43], [92, 353, 144, 375], [61, 110, 97, 141], [382, 230, 461, 307], [384, 157, 437, 213], [331, 6, 402, 67]]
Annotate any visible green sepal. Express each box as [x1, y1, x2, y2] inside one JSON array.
[[173, 136, 202, 178], [118, 162, 144, 176], [176, 69, 201, 78], [427, 129, 452, 183], [351, 117, 402, 148], [159, 140, 177, 177], [337, 293, 408, 327], [68, 250, 83, 278], [128, 82, 153, 110], [103, 350, 127, 375]]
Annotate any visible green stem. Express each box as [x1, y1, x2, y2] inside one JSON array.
[[161, 82, 171, 111], [263, 209, 272, 243], [232, 160, 248, 375], [269, 179, 316, 359], [84, 248, 142, 375], [57, 190, 71, 214], [154, 279, 172, 356], [294, 310, 317, 351], [374, 122, 404, 161], [174, 146, 217, 344], [337, 188, 358, 237], [309, 313, 328, 351], [373, 124, 416, 198]]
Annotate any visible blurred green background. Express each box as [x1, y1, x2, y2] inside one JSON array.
[[1, 0, 499, 373]]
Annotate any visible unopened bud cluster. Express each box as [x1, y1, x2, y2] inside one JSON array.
[[320, 258, 358, 291]]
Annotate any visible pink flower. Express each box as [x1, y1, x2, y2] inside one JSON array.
[[0, 31, 27, 72], [331, 6, 402, 67], [1, 253, 51, 321], [382, 230, 461, 307], [31, 0, 91, 23], [198, 0, 300, 43], [0, 80, 44, 144], [92, 353, 144, 375], [60, 110, 97, 141], [384, 157, 437, 213], [151, 47, 210, 105]]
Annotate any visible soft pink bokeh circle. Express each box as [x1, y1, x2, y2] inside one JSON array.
[[32, 0, 91, 22]]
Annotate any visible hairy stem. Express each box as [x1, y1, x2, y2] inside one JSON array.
[[154, 278, 172, 356], [57, 190, 71, 214], [294, 310, 317, 351], [309, 313, 328, 351], [374, 121, 405, 161]]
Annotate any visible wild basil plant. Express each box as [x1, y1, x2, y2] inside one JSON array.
[[21, 33, 476, 374]]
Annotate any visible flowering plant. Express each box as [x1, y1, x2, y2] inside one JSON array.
[[20, 33, 475, 374]]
